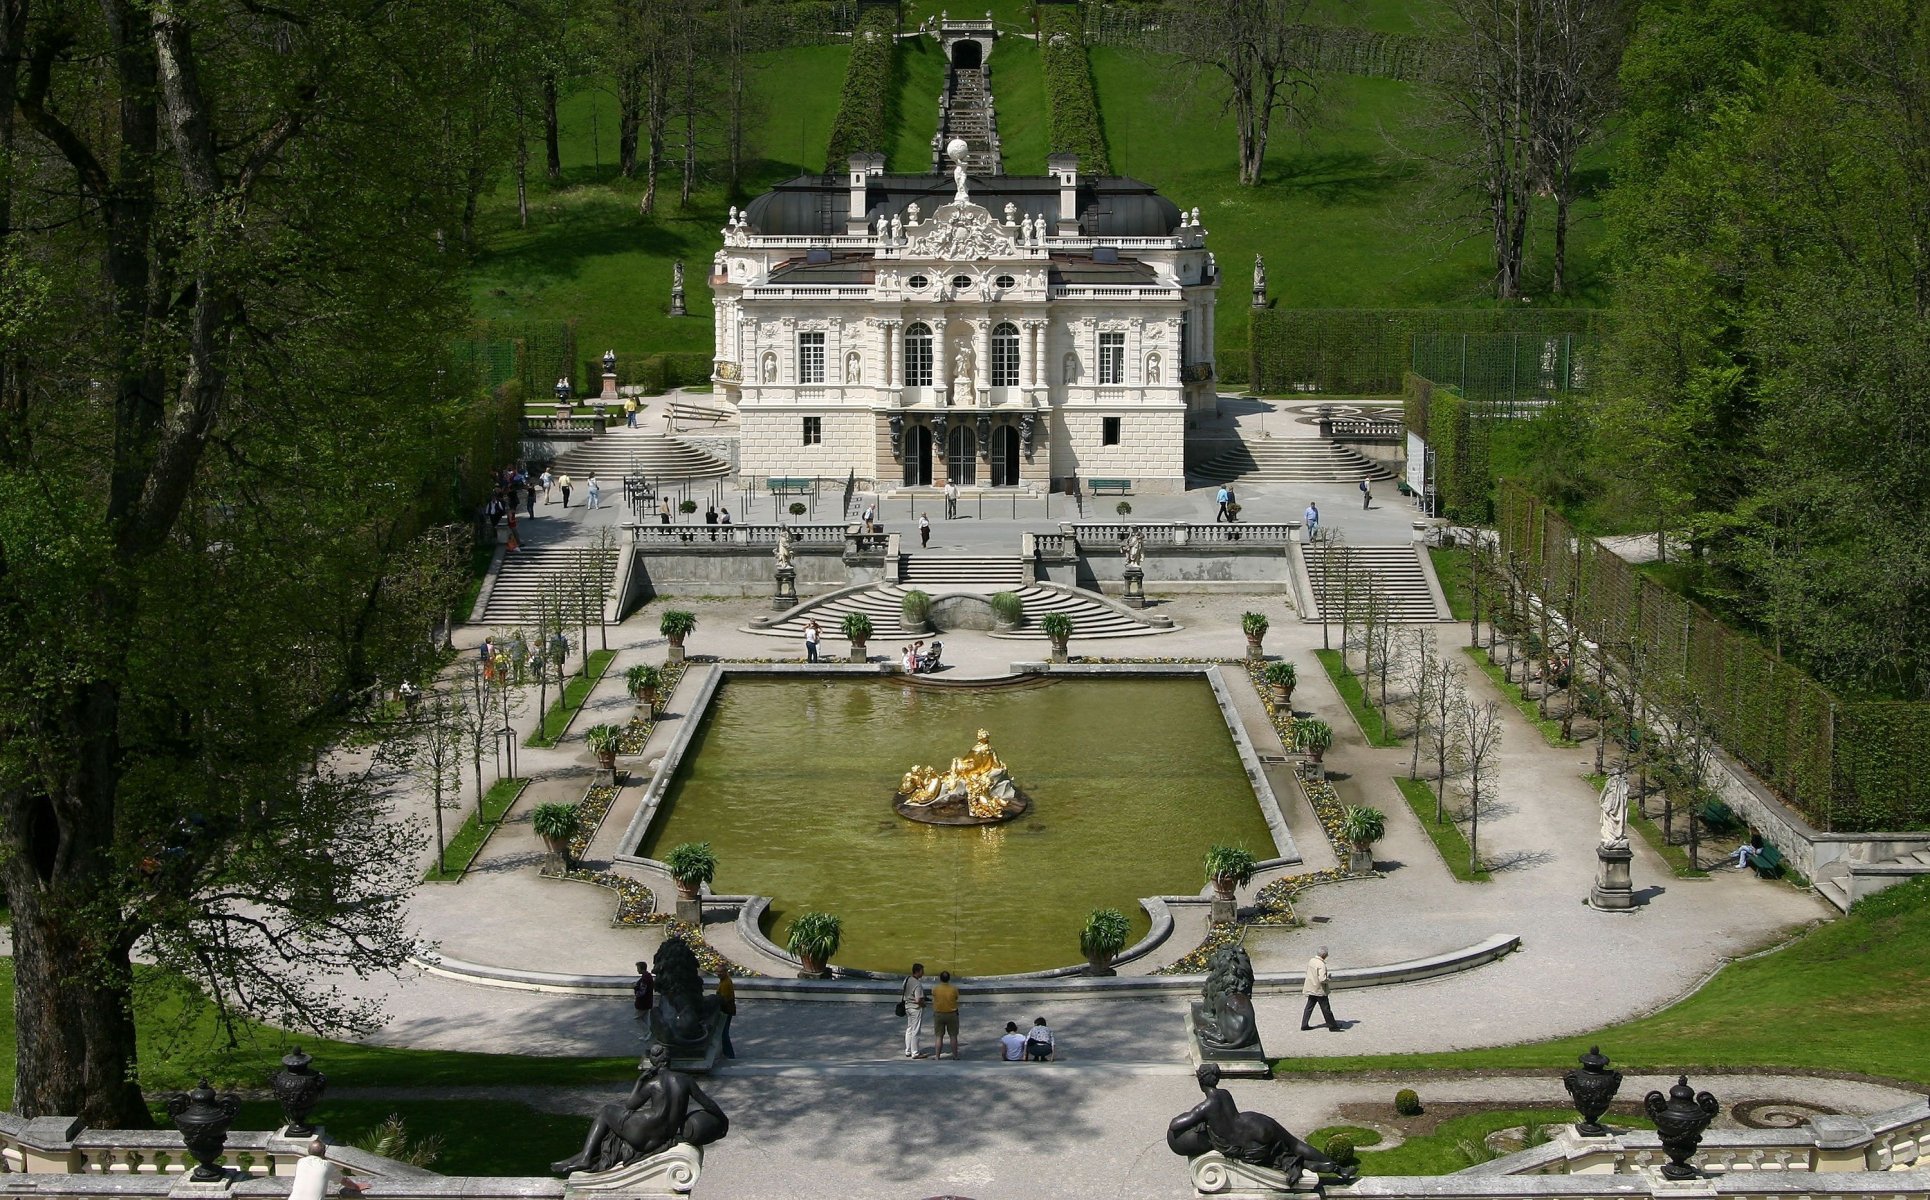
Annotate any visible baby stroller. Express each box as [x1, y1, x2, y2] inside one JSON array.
[[917, 640, 944, 674]]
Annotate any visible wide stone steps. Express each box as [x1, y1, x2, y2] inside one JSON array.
[[1814, 849, 1930, 913], [548, 429, 729, 483], [899, 554, 1025, 590], [749, 582, 1172, 642], [1191, 439, 1393, 484], [476, 545, 618, 626], [1298, 543, 1446, 622]]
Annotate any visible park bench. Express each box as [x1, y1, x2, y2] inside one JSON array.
[[768, 478, 814, 496], [1090, 478, 1132, 496], [1753, 842, 1786, 879], [1698, 798, 1742, 836]]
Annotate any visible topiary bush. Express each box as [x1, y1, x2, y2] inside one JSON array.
[[1324, 1135, 1358, 1167], [901, 590, 933, 623], [1395, 1088, 1422, 1116], [990, 591, 1024, 626], [789, 502, 807, 517]]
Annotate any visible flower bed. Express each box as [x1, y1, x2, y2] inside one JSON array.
[[1245, 659, 1302, 760], [568, 783, 617, 861], [1157, 867, 1352, 974], [543, 870, 757, 977], [617, 660, 688, 755]]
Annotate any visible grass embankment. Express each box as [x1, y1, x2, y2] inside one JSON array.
[[1465, 646, 1579, 747], [526, 648, 618, 747], [1276, 875, 1930, 1084], [1315, 649, 1401, 747], [424, 777, 531, 882], [1315, 1110, 1655, 1174], [1392, 777, 1490, 883], [1428, 548, 1472, 621]]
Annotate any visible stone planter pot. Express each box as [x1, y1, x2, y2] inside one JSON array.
[[1086, 954, 1117, 978], [1050, 638, 1069, 663], [1348, 845, 1375, 875], [1246, 635, 1264, 662], [667, 634, 687, 663], [675, 880, 701, 902], [635, 689, 657, 719], [596, 749, 617, 770], [1308, 745, 1326, 765], [994, 618, 1018, 633], [849, 641, 868, 663], [1212, 876, 1238, 903], [1269, 683, 1292, 707], [542, 835, 573, 875], [797, 955, 828, 979]]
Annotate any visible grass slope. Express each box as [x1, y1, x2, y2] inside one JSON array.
[[1315, 648, 1401, 747], [1276, 875, 1930, 1084], [1393, 776, 1490, 883], [424, 777, 531, 882]]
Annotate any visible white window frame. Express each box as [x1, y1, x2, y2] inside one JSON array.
[[990, 323, 1020, 387], [798, 332, 825, 384], [1099, 332, 1125, 385], [904, 323, 933, 387]]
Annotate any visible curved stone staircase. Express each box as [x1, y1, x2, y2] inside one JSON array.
[[549, 426, 729, 482], [1191, 437, 1392, 484]]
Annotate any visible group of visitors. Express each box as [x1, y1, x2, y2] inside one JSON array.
[[1214, 485, 1240, 523], [900, 640, 943, 673], [899, 964, 1058, 1061], [483, 464, 539, 550], [704, 504, 734, 525]]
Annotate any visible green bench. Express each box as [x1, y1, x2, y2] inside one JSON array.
[[767, 478, 814, 496], [1753, 843, 1786, 879], [1089, 478, 1132, 496], [1698, 798, 1743, 835]]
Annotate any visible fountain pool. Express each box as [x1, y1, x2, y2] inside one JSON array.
[[638, 674, 1278, 975]]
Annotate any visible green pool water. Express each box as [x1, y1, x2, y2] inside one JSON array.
[[640, 675, 1275, 975]]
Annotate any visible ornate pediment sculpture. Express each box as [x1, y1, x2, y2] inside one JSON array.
[[904, 202, 1018, 262]]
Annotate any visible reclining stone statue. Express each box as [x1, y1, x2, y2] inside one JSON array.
[[552, 1042, 729, 1175]]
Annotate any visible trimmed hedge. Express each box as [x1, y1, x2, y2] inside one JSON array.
[[1039, 6, 1112, 174], [578, 352, 714, 396], [1410, 375, 1490, 523], [1497, 483, 1930, 832], [825, 7, 898, 171], [1249, 308, 1607, 396]]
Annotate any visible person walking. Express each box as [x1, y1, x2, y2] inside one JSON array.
[[931, 970, 961, 1059], [861, 503, 876, 532], [1303, 501, 1320, 542], [505, 510, 521, 552], [918, 513, 931, 548], [944, 481, 958, 519], [541, 469, 555, 503], [632, 960, 655, 1020], [624, 396, 639, 428], [558, 474, 573, 509], [1359, 478, 1372, 510], [901, 963, 929, 1058], [524, 481, 536, 519], [714, 972, 736, 1059], [659, 498, 672, 525], [586, 475, 602, 511], [1216, 485, 1231, 523], [804, 620, 821, 664], [1301, 946, 1341, 1032]]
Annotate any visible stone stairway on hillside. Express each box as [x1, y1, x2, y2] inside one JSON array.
[[1814, 848, 1930, 912], [899, 554, 1024, 591], [547, 427, 729, 483], [936, 66, 1002, 174], [475, 545, 618, 626], [1190, 438, 1392, 484], [1297, 543, 1447, 622]]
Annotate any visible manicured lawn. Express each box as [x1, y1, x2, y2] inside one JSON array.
[[1428, 547, 1472, 621], [424, 778, 531, 882], [526, 648, 619, 747], [1275, 875, 1930, 1085], [1309, 1110, 1654, 1173], [1315, 648, 1401, 747], [1393, 776, 1490, 883], [1465, 647, 1579, 747]]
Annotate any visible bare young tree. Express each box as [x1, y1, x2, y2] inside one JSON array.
[[1454, 695, 1506, 873], [1532, 0, 1630, 294], [1169, 0, 1329, 186], [1401, 626, 1442, 778], [413, 689, 468, 875], [1432, 656, 1469, 819]]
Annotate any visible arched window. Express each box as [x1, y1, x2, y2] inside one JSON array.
[[904, 322, 933, 387], [990, 322, 1020, 387]]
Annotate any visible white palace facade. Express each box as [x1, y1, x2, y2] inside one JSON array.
[[709, 150, 1219, 493]]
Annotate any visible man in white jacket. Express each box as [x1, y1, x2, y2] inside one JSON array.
[[1301, 946, 1341, 1032]]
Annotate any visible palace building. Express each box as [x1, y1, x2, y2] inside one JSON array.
[[709, 145, 1219, 494]]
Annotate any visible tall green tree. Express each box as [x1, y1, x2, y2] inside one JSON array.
[[1, 0, 498, 1124]]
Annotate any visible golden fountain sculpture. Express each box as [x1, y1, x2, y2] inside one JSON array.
[[893, 728, 1030, 826]]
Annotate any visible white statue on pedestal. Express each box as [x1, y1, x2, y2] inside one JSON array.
[[953, 345, 976, 397], [947, 137, 971, 205], [1598, 772, 1629, 849]]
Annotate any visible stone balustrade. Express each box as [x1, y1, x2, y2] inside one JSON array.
[[624, 523, 847, 548], [1064, 521, 1297, 547]]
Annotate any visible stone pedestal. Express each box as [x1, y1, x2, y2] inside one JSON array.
[[670, 286, 687, 318], [562, 1142, 702, 1199], [601, 371, 619, 401], [1591, 843, 1634, 910], [675, 895, 703, 927], [1123, 566, 1146, 608], [1184, 1005, 1271, 1079], [772, 566, 797, 611], [668, 642, 686, 663], [1189, 1151, 1317, 1198], [1210, 895, 1237, 925]]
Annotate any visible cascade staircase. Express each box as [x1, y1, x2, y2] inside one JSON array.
[[547, 426, 729, 483], [475, 545, 619, 626], [899, 555, 1023, 590], [1297, 543, 1448, 622], [1190, 438, 1392, 485], [937, 66, 1002, 174]]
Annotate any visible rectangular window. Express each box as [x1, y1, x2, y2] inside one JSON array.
[[1099, 332, 1125, 385], [1102, 417, 1122, 446], [991, 325, 1020, 387], [802, 417, 822, 446], [904, 326, 933, 387], [798, 332, 825, 384]]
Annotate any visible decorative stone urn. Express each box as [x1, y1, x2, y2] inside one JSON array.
[[1049, 636, 1069, 664], [1563, 1045, 1622, 1136], [1644, 1075, 1719, 1180], [666, 633, 687, 663], [166, 1079, 242, 1182], [848, 638, 867, 664], [270, 1048, 328, 1137]]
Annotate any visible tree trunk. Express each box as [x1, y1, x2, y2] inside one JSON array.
[[543, 73, 561, 181], [514, 94, 530, 229], [618, 68, 642, 178], [1552, 187, 1571, 296]]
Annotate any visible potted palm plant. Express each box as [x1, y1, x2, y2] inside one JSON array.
[[990, 591, 1024, 632], [1041, 611, 1073, 663], [786, 911, 842, 978], [1297, 718, 1335, 765], [901, 590, 934, 635], [626, 663, 664, 717], [1203, 844, 1258, 903], [583, 723, 622, 769], [659, 610, 697, 662], [531, 803, 581, 874], [842, 611, 873, 662], [1263, 660, 1297, 707], [663, 841, 718, 902], [1242, 611, 1269, 662], [1339, 805, 1386, 875], [1080, 907, 1131, 977]]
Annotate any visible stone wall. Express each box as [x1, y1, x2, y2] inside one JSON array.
[[738, 405, 873, 481], [1043, 545, 1295, 594], [632, 547, 870, 599], [1049, 405, 1186, 493]]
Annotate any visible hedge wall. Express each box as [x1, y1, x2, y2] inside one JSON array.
[[464, 319, 577, 395], [1422, 380, 1491, 523], [1497, 482, 1930, 832], [578, 352, 714, 396], [1249, 308, 1606, 396], [1039, 6, 1112, 174], [824, 6, 898, 171]]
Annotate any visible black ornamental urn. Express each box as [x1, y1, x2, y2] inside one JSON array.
[[167, 1079, 242, 1182], [1643, 1075, 1720, 1179], [1563, 1045, 1623, 1136], [270, 1047, 328, 1137]]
